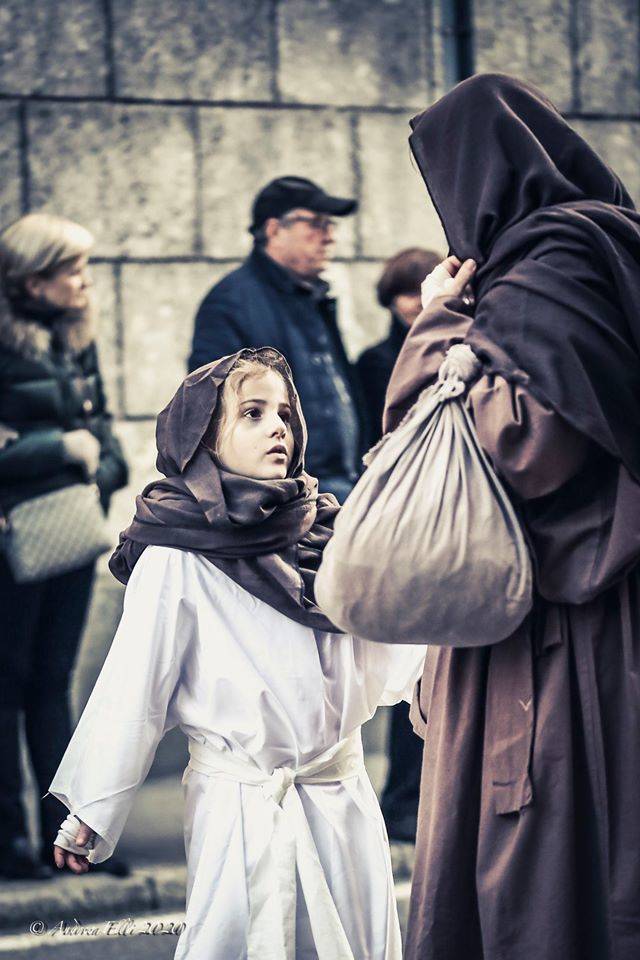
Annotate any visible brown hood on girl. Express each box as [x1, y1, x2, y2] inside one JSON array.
[[110, 348, 342, 632]]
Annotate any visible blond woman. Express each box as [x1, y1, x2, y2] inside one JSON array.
[[0, 213, 127, 879]]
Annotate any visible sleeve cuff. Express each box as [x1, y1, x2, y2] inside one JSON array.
[[408, 678, 428, 740]]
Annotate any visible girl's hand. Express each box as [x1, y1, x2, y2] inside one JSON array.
[[421, 256, 476, 310], [53, 819, 94, 874]]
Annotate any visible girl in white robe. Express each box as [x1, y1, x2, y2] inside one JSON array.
[[50, 348, 425, 960]]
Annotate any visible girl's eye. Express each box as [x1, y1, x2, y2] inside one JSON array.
[[280, 410, 291, 423], [244, 408, 261, 420]]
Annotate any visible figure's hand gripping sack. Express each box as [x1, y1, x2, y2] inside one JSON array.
[[316, 345, 533, 646]]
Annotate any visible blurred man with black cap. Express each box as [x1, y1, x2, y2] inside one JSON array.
[[189, 176, 365, 502]]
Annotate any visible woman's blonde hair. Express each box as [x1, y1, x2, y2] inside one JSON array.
[[0, 212, 94, 300], [205, 349, 297, 462]]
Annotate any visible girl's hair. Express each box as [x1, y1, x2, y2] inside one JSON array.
[[0, 212, 94, 301], [204, 349, 297, 462]]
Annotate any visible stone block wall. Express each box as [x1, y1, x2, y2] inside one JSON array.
[[2, 0, 638, 765]]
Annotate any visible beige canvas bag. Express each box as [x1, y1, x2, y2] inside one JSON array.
[[316, 345, 533, 646]]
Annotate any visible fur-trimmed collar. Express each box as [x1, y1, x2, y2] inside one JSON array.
[[0, 286, 95, 360]]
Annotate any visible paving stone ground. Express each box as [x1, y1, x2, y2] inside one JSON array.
[[1, 748, 415, 954]]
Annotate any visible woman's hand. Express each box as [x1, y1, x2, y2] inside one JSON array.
[[53, 819, 94, 874], [62, 429, 101, 480], [421, 256, 476, 310]]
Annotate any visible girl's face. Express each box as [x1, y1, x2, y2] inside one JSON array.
[[217, 369, 295, 480], [25, 254, 92, 311]]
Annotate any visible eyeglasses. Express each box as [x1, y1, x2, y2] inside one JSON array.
[[279, 214, 336, 233]]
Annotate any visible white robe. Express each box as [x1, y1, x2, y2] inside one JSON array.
[[50, 545, 425, 960]]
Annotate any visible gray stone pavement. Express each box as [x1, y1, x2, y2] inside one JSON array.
[[0, 883, 411, 960], [0, 745, 415, 955]]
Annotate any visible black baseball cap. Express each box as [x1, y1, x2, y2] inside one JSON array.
[[250, 176, 357, 234]]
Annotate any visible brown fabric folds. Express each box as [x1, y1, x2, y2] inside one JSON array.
[[408, 680, 427, 741], [403, 72, 640, 484], [383, 298, 472, 434], [411, 621, 535, 816], [109, 349, 341, 632], [392, 74, 640, 960], [386, 72, 640, 602], [484, 620, 534, 815]]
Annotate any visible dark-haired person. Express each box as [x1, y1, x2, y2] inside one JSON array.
[[357, 248, 441, 447], [356, 247, 440, 847], [189, 176, 366, 503], [385, 73, 640, 960]]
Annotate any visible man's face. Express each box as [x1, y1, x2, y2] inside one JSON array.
[[264, 207, 337, 278]]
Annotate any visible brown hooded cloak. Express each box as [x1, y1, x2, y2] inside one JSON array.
[[386, 75, 640, 960], [110, 348, 341, 633]]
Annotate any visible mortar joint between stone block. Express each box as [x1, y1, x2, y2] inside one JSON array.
[[425, 0, 435, 100], [191, 107, 204, 257], [0, 91, 424, 116], [350, 113, 364, 260], [88, 255, 380, 267], [113, 261, 126, 419], [564, 111, 640, 122], [17, 100, 30, 215], [568, 0, 582, 112], [123, 413, 158, 424], [101, 0, 118, 100], [269, 0, 281, 102]]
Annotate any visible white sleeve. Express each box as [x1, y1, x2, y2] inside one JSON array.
[[357, 638, 427, 708], [375, 643, 426, 706], [49, 546, 194, 862]]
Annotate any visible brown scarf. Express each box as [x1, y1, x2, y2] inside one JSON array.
[[109, 349, 342, 632]]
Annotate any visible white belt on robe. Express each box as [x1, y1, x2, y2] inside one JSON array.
[[187, 732, 366, 960]]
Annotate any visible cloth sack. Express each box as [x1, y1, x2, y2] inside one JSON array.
[[316, 345, 533, 646], [1, 483, 111, 583]]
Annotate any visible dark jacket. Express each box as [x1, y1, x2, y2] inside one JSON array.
[[0, 294, 128, 514], [356, 314, 408, 445], [189, 247, 366, 502]]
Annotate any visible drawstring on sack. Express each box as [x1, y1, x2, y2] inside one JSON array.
[[435, 344, 481, 401], [438, 343, 481, 385], [363, 344, 482, 467]]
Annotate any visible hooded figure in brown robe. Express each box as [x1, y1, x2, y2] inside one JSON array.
[[384, 74, 640, 960]]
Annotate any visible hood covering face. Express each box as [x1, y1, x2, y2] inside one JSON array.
[[408, 72, 632, 265], [110, 348, 342, 632], [387, 73, 640, 483]]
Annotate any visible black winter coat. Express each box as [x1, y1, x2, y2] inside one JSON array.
[[356, 314, 408, 445], [0, 297, 128, 514], [189, 247, 367, 503]]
